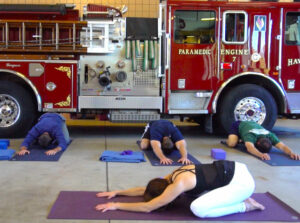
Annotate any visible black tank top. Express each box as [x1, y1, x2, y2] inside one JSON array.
[[171, 160, 235, 196]]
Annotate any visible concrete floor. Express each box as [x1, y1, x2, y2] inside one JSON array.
[[1, 118, 300, 223]]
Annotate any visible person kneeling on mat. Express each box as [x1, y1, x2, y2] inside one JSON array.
[[17, 113, 70, 156], [225, 121, 300, 161], [140, 120, 191, 165], [95, 160, 265, 218]]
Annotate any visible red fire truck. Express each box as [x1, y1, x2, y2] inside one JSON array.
[[1, 1, 300, 137]]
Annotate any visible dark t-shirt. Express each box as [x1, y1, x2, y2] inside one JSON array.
[[142, 120, 184, 143]]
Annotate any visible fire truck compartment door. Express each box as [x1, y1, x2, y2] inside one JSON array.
[[43, 62, 76, 111], [170, 8, 218, 91], [282, 10, 300, 113]]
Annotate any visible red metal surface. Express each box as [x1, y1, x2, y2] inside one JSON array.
[[0, 61, 44, 90], [0, 60, 77, 110], [43, 62, 77, 110], [281, 8, 300, 92], [0, 9, 79, 21], [2, 1, 300, 117], [166, 0, 300, 114], [170, 5, 218, 91], [86, 4, 122, 18]]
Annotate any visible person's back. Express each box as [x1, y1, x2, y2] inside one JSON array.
[[238, 121, 276, 144], [226, 121, 300, 160], [36, 113, 63, 132], [140, 119, 190, 165], [18, 113, 70, 155], [239, 121, 266, 136], [36, 113, 65, 135], [150, 120, 178, 140]]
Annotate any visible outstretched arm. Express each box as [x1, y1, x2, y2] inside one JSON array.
[[175, 140, 192, 165], [96, 187, 146, 199], [151, 140, 173, 165], [95, 181, 184, 213], [20, 126, 39, 148], [275, 142, 300, 160], [245, 142, 270, 160]]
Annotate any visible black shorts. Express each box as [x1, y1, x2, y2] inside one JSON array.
[[229, 121, 241, 136], [141, 123, 151, 139]]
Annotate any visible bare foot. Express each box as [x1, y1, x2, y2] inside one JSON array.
[[244, 198, 265, 212]]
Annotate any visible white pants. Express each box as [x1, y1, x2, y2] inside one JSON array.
[[190, 162, 255, 218]]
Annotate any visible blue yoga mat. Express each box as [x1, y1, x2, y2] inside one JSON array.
[[0, 139, 10, 150], [220, 141, 300, 166], [0, 139, 10, 146], [99, 150, 146, 163], [137, 140, 200, 166], [10, 140, 72, 162], [0, 149, 15, 160]]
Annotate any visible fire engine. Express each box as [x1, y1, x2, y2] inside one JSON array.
[[1, 1, 300, 137]]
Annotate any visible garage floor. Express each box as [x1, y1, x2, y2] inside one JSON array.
[[1, 118, 300, 223]]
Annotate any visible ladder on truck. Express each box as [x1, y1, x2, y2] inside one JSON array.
[[0, 19, 87, 54]]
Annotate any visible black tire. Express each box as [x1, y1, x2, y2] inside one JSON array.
[[217, 84, 277, 133], [0, 81, 37, 138]]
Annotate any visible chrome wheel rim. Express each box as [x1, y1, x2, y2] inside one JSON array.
[[234, 97, 266, 124], [0, 94, 20, 127]]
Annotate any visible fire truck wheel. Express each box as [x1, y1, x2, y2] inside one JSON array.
[[0, 81, 37, 138], [218, 84, 277, 133]]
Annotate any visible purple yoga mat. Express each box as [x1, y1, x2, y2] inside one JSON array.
[[48, 191, 300, 221]]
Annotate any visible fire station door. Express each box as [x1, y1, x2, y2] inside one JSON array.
[[168, 7, 218, 114], [43, 62, 77, 111], [281, 10, 300, 113]]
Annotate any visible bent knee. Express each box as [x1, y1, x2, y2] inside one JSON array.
[[227, 141, 237, 148], [190, 201, 209, 218], [140, 141, 149, 150]]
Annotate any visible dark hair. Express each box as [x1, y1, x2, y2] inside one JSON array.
[[38, 133, 52, 148], [255, 137, 272, 153], [143, 178, 169, 202], [162, 137, 174, 155]]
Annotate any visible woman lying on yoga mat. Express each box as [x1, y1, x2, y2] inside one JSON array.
[[95, 160, 265, 218]]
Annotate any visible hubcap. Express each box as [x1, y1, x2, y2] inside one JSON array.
[[234, 97, 266, 124], [0, 94, 20, 127]]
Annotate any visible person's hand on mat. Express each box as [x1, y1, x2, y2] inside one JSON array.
[[45, 149, 57, 156], [45, 147, 61, 156], [178, 157, 192, 165], [160, 157, 173, 165], [260, 153, 270, 160], [95, 202, 118, 212], [289, 152, 300, 160], [17, 146, 30, 156], [96, 191, 117, 199]]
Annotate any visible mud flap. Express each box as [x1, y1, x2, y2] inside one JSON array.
[[204, 114, 213, 134]]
